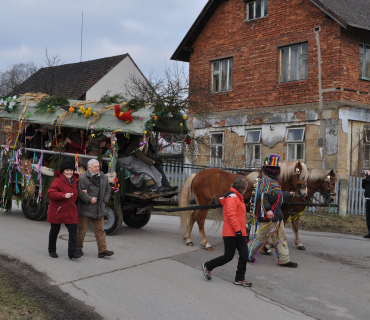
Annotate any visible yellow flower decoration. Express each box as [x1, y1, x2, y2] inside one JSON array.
[[121, 102, 127, 106], [119, 112, 124, 117], [143, 130, 147, 135], [69, 107, 74, 113], [93, 112, 97, 116], [91, 134, 96, 138], [182, 115, 187, 120], [84, 113, 89, 118], [88, 107, 92, 112]]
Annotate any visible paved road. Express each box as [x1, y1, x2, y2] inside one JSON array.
[[0, 208, 369, 320]]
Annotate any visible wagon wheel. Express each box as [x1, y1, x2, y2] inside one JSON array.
[[21, 196, 48, 221], [104, 204, 123, 235], [122, 207, 151, 228]]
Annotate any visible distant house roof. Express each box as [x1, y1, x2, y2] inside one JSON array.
[[171, 0, 370, 62], [16, 54, 128, 99]]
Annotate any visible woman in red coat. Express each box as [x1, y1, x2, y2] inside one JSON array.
[[47, 158, 81, 259], [202, 177, 252, 287]]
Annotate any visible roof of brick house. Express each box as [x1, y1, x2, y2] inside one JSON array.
[[171, 0, 370, 62]]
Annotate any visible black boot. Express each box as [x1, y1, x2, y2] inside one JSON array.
[[49, 252, 58, 258], [69, 253, 82, 259]]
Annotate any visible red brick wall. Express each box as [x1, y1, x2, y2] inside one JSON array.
[[188, 0, 356, 112], [339, 27, 370, 104]]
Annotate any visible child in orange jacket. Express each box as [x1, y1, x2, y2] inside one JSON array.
[[202, 177, 252, 287]]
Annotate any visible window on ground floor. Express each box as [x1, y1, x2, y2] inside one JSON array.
[[286, 127, 306, 161], [360, 42, 370, 80], [210, 132, 224, 166], [364, 126, 370, 168], [280, 43, 308, 83], [245, 129, 262, 168]]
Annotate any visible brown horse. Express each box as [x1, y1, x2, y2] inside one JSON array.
[[178, 161, 308, 250], [282, 169, 339, 250]]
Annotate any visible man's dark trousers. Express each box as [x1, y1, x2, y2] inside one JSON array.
[[366, 200, 370, 234], [204, 236, 248, 282]]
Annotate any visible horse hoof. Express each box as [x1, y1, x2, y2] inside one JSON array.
[[297, 246, 306, 251], [205, 247, 214, 251], [186, 242, 194, 246]]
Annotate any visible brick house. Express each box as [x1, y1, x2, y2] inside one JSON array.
[[171, 0, 370, 178]]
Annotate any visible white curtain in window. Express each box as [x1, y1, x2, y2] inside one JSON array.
[[291, 46, 300, 81]]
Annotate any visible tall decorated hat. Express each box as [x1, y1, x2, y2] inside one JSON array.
[[264, 155, 280, 167]]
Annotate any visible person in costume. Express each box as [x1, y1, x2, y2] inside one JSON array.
[[65, 128, 87, 155], [117, 135, 176, 194], [202, 177, 252, 287], [248, 155, 298, 268], [22, 123, 49, 160]]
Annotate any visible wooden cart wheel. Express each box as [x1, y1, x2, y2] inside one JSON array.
[[104, 204, 123, 235], [122, 208, 151, 228], [21, 197, 48, 221]]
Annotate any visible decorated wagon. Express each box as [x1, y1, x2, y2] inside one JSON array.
[[0, 94, 190, 235]]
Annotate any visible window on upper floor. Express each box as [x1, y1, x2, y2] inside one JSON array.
[[211, 58, 233, 93], [280, 43, 308, 83], [246, 0, 268, 21], [359, 43, 370, 80], [245, 129, 262, 168], [286, 127, 306, 162], [210, 132, 224, 166]]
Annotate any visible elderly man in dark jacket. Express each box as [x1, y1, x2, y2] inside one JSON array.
[[248, 155, 298, 268], [76, 159, 114, 258], [361, 170, 370, 238]]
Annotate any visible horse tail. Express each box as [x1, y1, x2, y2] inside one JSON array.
[[211, 204, 224, 231], [179, 173, 197, 232]]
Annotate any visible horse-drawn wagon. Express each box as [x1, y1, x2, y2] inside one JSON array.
[[0, 94, 190, 235]]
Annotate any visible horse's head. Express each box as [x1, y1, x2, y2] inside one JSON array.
[[279, 160, 307, 198], [319, 169, 337, 204]]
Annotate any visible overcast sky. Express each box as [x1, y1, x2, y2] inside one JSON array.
[[0, 0, 207, 77]]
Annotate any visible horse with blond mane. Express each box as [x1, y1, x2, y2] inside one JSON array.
[[282, 168, 339, 250], [178, 160, 307, 250]]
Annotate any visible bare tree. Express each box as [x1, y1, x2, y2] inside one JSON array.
[[122, 63, 214, 117], [0, 62, 38, 96]]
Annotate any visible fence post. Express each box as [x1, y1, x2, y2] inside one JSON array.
[[338, 178, 349, 217]]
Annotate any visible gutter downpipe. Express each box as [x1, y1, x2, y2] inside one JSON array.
[[315, 27, 326, 169]]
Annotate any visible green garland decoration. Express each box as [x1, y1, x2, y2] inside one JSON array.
[[35, 96, 70, 115], [144, 97, 190, 134]]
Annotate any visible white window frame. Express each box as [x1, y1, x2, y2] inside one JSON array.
[[245, 129, 262, 168], [359, 42, 370, 80], [286, 127, 306, 162], [209, 131, 224, 166], [279, 43, 308, 83], [211, 58, 233, 93], [246, 0, 268, 21]]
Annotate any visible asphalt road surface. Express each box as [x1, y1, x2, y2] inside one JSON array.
[[0, 208, 369, 320]]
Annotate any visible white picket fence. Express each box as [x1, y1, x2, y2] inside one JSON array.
[[162, 163, 369, 215], [347, 176, 366, 215]]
